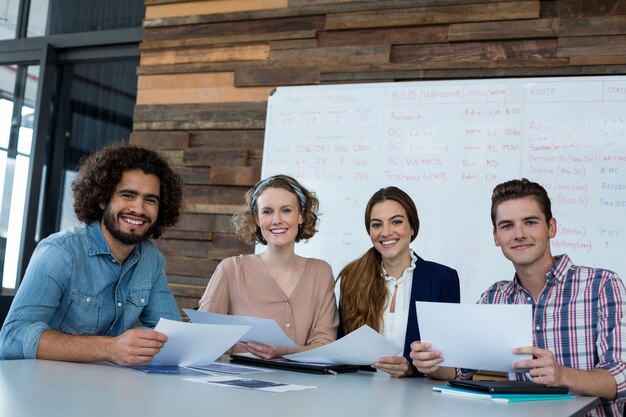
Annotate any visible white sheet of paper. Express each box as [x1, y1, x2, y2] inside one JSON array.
[[148, 319, 250, 366], [415, 302, 532, 372], [183, 309, 298, 348], [283, 325, 402, 365]]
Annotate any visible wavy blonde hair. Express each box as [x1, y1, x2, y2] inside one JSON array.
[[232, 174, 320, 245]]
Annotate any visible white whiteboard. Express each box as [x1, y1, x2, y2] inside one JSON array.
[[261, 76, 626, 302]]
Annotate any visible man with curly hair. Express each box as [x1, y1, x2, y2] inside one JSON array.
[[0, 143, 183, 365]]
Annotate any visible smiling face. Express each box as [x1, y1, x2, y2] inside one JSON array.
[[493, 196, 556, 271], [101, 169, 160, 246], [368, 200, 414, 265], [255, 187, 303, 248]]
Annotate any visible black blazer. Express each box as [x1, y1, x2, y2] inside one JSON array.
[[338, 253, 460, 377]]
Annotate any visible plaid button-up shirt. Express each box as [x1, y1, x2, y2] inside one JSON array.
[[458, 254, 626, 417]]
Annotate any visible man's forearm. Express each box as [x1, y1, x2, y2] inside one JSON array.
[[37, 330, 113, 363], [561, 367, 616, 399]]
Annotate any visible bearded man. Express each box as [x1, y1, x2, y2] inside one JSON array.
[[1, 144, 183, 364]]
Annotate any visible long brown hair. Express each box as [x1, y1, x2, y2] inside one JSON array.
[[338, 187, 420, 334]]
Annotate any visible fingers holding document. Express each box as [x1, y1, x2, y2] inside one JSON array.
[[372, 355, 413, 377], [240, 341, 298, 359], [109, 329, 168, 366], [409, 341, 456, 380]]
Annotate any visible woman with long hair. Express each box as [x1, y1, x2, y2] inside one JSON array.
[[199, 175, 338, 359], [338, 186, 459, 377]]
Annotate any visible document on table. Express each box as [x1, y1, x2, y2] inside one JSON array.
[[283, 325, 402, 365], [147, 318, 251, 366], [415, 302, 532, 372], [183, 309, 298, 348], [185, 375, 315, 392]]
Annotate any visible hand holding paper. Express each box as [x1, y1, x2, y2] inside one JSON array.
[[415, 302, 532, 372], [284, 325, 402, 365], [184, 309, 298, 348], [147, 318, 250, 366]]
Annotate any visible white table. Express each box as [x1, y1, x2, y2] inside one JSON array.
[[0, 359, 600, 417]]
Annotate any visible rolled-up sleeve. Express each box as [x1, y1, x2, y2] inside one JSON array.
[[596, 272, 626, 402], [306, 262, 339, 347], [0, 242, 70, 359]]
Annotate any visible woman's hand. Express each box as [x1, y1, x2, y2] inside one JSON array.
[[372, 355, 413, 377], [239, 342, 298, 359]]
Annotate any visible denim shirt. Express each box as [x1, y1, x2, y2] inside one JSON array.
[[0, 221, 181, 359]]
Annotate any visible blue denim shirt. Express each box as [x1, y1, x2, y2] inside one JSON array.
[[0, 221, 181, 359]]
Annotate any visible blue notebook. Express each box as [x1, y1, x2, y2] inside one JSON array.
[[434, 385, 575, 403]]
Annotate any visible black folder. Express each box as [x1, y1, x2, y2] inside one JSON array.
[[448, 380, 569, 394], [230, 354, 359, 375]]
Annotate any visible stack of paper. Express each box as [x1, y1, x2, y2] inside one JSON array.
[[433, 385, 575, 403]]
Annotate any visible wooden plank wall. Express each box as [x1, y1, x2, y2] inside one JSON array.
[[133, 0, 626, 310]]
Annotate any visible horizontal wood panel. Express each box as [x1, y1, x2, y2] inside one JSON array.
[[559, 16, 626, 37], [558, 34, 626, 56], [540, 0, 626, 19], [129, 131, 189, 149], [173, 212, 236, 233], [168, 275, 210, 287], [269, 38, 318, 51], [144, 15, 324, 42], [142, 30, 316, 50], [134, 102, 267, 122], [317, 25, 448, 47], [189, 130, 264, 149], [269, 45, 390, 66], [186, 203, 241, 214], [170, 283, 207, 299], [183, 186, 248, 207], [156, 232, 251, 258], [138, 72, 234, 89], [140, 44, 269, 66], [145, 0, 288, 20], [176, 166, 211, 185], [134, 120, 266, 130], [162, 230, 213, 240], [166, 255, 219, 277], [155, 239, 210, 258], [208, 166, 261, 186], [325, 1, 540, 30], [234, 66, 319, 87], [183, 148, 248, 167], [569, 56, 626, 65], [137, 85, 273, 105], [448, 18, 559, 41], [392, 39, 558, 64]]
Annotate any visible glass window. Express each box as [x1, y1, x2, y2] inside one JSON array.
[[0, 0, 19, 40], [0, 64, 38, 289], [28, 0, 145, 37], [58, 59, 137, 231]]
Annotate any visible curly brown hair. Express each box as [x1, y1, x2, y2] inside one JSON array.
[[232, 174, 320, 245], [71, 143, 183, 239]]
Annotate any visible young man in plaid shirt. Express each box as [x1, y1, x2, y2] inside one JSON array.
[[410, 178, 626, 417]]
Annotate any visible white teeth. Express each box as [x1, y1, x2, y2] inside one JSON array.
[[271, 228, 287, 234], [382, 240, 397, 246], [124, 218, 144, 225]]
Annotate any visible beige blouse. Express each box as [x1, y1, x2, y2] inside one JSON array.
[[198, 255, 339, 347]]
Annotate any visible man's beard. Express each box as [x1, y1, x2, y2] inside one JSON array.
[[102, 207, 156, 245]]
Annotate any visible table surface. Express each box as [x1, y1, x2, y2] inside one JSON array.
[[0, 359, 600, 417]]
